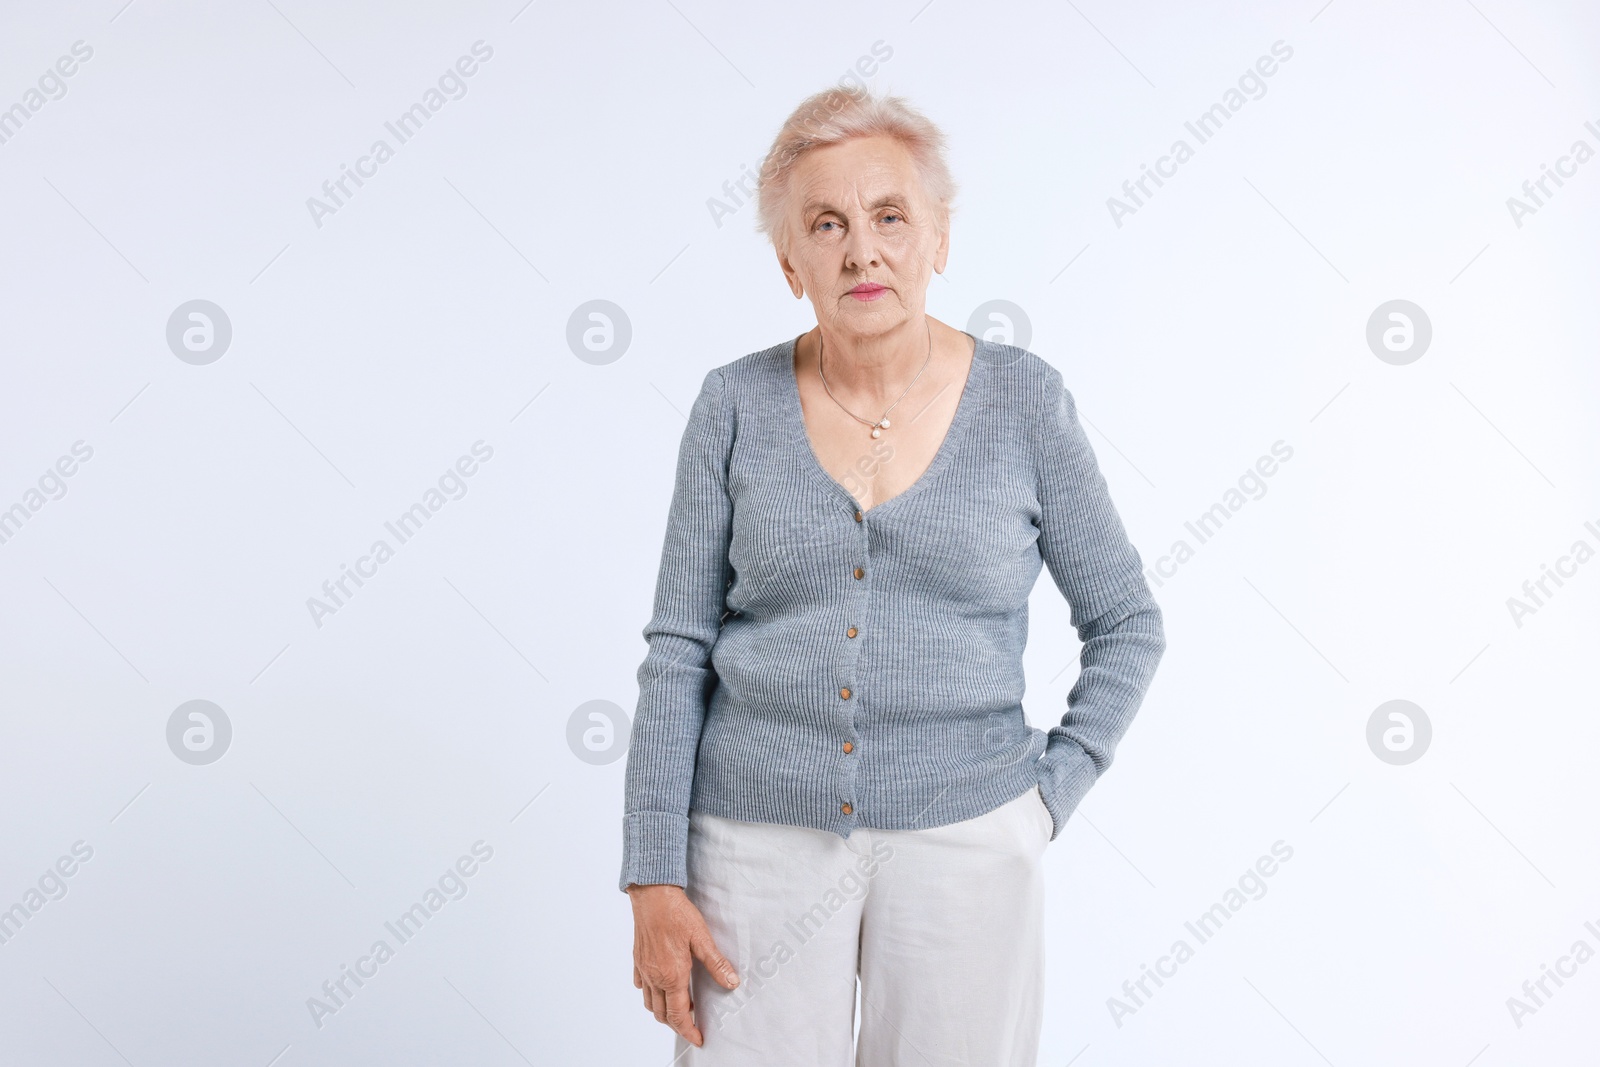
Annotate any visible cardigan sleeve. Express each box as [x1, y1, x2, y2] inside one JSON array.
[[619, 368, 735, 891], [1028, 365, 1166, 840]]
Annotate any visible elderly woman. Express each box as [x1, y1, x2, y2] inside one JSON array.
[[620, 86, 1165, 1065]]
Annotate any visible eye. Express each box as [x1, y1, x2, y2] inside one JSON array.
[[816, 218, 841, 232], [880, 212, 903, 224]]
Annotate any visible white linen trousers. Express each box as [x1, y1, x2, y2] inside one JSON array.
[[672, 786, 1053, 1065]]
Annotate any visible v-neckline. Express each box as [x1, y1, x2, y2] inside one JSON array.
[[783, 329, 985, 518]]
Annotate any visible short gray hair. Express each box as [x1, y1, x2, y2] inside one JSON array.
[[754, 86, 958, 255]]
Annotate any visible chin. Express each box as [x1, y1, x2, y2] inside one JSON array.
[[841, 301, 901, 319]]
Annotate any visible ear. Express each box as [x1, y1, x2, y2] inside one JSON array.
[[777, 244, 805, 299], [931, 205, 951, 275]]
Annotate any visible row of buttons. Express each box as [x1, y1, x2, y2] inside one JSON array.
[[842, 508, 866, 816]]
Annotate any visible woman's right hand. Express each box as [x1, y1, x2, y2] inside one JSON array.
[[628, 883, 741, 1047]]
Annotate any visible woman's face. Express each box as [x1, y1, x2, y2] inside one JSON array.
[[778, 134, 949, 344]]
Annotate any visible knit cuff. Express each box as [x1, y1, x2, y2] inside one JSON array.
[[619, 810, 691, 892], [1035, 739, 1100, 841]]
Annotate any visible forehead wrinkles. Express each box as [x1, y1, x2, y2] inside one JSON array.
[[797, 154, 920, 217]]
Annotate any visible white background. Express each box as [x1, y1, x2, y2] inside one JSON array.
[[1, 1, 1597, 1064]]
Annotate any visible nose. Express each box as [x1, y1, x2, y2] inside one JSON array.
[[842, 220, 882, 272]]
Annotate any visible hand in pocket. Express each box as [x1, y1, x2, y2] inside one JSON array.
[[1034, 786, 1055, 844]]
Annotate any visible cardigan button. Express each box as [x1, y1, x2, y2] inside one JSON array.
[[842, 742, 853, 753], [846, 626, 858, 638], [853, 567, 865, 580], [840, 687, 851, 700], [854, 510, 863, 522], [841, 803, 853, 815]]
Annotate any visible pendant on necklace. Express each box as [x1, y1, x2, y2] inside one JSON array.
[[871, 417, 889, 438]]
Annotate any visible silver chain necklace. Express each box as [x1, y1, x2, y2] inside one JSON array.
[[817, 320, 932, 439]]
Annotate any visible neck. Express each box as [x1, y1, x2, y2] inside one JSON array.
[[814, 316, 936, 401]]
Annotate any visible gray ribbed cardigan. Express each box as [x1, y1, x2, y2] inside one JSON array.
[[619, 333, 1165, 891]]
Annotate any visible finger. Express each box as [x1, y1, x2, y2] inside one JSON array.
[[648, 985, 667, 1024], [665, 984, 703, 1048], [633, 965, 642, 990], [691, 933, 741, 991]]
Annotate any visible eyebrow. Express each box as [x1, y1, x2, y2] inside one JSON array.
[[803, 195, 906, 216]]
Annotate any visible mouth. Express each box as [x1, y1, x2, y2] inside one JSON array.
[[847, 283, 888, 301]]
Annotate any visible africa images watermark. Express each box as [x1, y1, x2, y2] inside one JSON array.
[[0, 841, 95, 948], [1504, 119, 1600, 229], [1107, 40, 1295, 228], [306, 840, 494, 1029], [705, 40, 894, 230], [0, 40, 94, 147], [566, 699, 631, 766], [1503, 914, 1600, 1030], [1142, 440, 1295, 589], [305, 441, 494, 628], [1107, 839, 1295, 1027], [0, 440, 94, 548], [1504, 518, 1599, 629], [305, 41, 495, 229], [706, 837, 895, 1031]]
